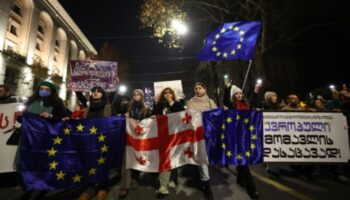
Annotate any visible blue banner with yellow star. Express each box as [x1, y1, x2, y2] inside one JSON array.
[[197, 21, 261, 61], [202, 108, 263, 165], [20, 113, 125, 191]]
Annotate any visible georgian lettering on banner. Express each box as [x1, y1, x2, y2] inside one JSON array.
[[0, 103, 20, 173], [263, 112, 350, 162]]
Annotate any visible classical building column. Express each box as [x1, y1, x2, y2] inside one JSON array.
[[0, 0, 11, 84]]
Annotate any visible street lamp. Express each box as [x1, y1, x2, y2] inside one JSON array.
[[171, 19, 188, 35], [256, 78, 262, 84], [118, 85, 127, 94]]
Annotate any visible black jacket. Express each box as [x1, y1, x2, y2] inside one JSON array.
[[129, 102, 151, 121], [152, 101, 185, 115]]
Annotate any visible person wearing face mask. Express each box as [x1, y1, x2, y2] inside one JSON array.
[[18, 81, 67, 200], [22, 81, 67, 120]]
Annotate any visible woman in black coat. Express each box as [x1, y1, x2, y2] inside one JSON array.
[[152, 87, 184, 197]]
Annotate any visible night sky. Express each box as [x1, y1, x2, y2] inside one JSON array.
[[59, 0, 349, 98], [59, 0, 199, 91]]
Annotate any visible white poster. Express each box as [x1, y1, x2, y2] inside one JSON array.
[[263, 112, 350, 162], [153, 80, 184, 99], [0, 103, 21, 173]]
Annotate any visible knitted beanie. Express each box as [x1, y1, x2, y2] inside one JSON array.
[[133, 89, 144, 98], [230, 85, 242, 97]]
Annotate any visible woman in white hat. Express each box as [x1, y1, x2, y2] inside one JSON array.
[[222, 83, 261, 199]]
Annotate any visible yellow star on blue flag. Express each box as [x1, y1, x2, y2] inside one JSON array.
[[202, 108, 263, 166], [197, 21, 262, 61]]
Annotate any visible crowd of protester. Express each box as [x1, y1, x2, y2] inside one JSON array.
[[1, 79, 350, 200]]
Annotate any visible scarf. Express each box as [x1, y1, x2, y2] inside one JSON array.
[[235, 101, 249, 110]]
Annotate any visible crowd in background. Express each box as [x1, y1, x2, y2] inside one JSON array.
[[1, 80, 350, 200]]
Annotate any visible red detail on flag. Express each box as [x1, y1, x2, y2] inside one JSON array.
[[184, 147, 193, 158], [182, 112, 192, 124], [136, 156, 147, 165], [134, 124, 144, 134], [127, 115, 204, 172]]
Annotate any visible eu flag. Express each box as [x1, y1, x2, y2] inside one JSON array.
[[197, 21, 261, 61], [202, 108, 263, 165], [20, 113, 125, 191]]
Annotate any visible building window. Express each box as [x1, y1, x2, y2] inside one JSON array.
[[12, 4, 22, 17], [54, 52, 58, 62], [55, 40, 60, 47], [35, 42, 41, 51], [7, 45, 14, 51], [10, 25, 17, 36], [38, 25, 44, 34]]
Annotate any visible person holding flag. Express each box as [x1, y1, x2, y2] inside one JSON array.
[[118, 89, 152, 199], [76, 86, 112, 200], [17, 80, 68, 200], [152, 87, 185, 198], [222, 81, 261, 199], [187, 82, 217, 200]]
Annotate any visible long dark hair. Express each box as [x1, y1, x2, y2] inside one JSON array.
[[26, 86, 61, 107], [90, 86, 108, 104], [156, 87, 177, 104]]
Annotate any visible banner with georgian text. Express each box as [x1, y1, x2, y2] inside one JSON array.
[[67, 60, 118, 92], [0, 103, 21, 173], [263, 112, 350, 162]]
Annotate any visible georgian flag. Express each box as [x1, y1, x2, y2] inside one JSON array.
[[126, 111, 209, 172]]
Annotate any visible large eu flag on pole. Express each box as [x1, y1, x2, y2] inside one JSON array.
[[197, 21, 261, 61], [202, 108, 263, 165], [20, 113, 125, 191]]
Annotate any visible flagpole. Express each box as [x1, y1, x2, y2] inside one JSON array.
[[241, 60, 253, 92], [210, 61, 220, 106]]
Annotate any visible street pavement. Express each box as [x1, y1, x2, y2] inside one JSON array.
[[1, 164, 350, 200]]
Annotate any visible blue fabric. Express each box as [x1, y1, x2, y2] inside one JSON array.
[[197, 21, 261, 61], [20, 113, 125, 191], [202, 108, 263, 165]]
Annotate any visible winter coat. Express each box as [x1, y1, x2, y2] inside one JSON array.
[[152, 101, 184, 115], [187, 95, 217, 112]]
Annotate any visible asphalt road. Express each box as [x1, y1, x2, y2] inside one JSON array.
[[1, 164, 350, 200]]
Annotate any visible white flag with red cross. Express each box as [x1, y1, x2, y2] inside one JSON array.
[[125, 111, 209, 172]]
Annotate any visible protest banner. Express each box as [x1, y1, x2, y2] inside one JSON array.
[[153, 80, 183, 99], [263, 112, 350, 162], [0, 103, 21, 173], [67, 60, 118, 92]]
